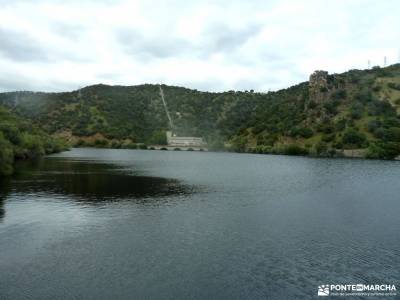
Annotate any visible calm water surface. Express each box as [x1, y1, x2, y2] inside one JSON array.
[[1, 148, 399, 299]]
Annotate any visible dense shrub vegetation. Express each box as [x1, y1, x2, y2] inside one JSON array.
[[0, 107, 68, 175]]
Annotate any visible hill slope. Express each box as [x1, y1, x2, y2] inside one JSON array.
[[1, 64, 400, 159]]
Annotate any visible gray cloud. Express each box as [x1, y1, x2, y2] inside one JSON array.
[[117, 29, 193, 59], [0, 28, 49, 62], [0, 72, 88, 92], [51, 22, 85, 41], [180, 77, 227, 92], [0, 71, 40, 92], [0, 0, 399, 92], [208, 23, 262, 53], [116, 23, 262, 61], [0, 25, 92, 64]]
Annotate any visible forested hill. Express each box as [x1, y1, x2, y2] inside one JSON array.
[[0, 84, 262, 148], [1, 64, 400, 159]]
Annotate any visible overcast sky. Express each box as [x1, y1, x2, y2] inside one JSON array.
[[0, 0, 399, 93]]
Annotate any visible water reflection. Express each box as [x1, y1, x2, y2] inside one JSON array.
[[11, 158, 194, 203], [0, 178, 10, 221]]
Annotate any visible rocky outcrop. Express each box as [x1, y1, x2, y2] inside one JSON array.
[[309, 70, 329, 104]]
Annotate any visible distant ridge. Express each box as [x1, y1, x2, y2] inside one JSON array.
[[1, 64, 400, 159]]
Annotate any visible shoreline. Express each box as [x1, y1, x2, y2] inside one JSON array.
[[60, 146, 400, 161]]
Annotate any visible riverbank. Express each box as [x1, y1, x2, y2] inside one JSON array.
[[0, 141, 69, 176], [0, 107, 69, 176]]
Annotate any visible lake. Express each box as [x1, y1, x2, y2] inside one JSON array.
[[1, 148, 399, 299]]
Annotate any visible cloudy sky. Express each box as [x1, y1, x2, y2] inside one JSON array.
[[0, 0, 399, 92]]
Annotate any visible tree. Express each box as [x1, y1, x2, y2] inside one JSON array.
[[367, 142, 400, 160], [0, 133, 14, 175], [342, 129, 366, 148], [147, 130, 167, 145], [283, 144, 308, 156], [231, 136, 248, 152], [350, 103, 364, 119], [21, 133, 45, 158], [314, 141, 328, 155]]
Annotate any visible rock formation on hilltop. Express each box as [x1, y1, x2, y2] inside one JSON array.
[[309, 70, 329, 104]]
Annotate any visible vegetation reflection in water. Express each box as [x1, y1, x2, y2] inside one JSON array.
[[9, 157, 195, 204], [0, 178, 10, 221]]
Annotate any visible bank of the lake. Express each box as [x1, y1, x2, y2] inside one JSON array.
[[0, 107, 69, 176]]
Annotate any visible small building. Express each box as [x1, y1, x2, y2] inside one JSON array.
[[166, 131, 207, 147]]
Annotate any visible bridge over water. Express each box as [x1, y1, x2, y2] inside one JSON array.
[[148, 145, 208, 151]]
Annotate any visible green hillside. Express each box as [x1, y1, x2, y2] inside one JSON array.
[[1, 64, 400, 159], [0, 107, 68, 175]]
